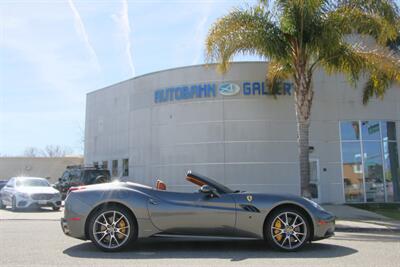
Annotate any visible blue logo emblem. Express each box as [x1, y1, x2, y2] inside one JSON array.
[[218, 83, 240, 96]]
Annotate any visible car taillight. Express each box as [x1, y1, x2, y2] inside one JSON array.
[[67, 186, 86, 195]]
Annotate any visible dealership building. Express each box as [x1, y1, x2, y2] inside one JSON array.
[[84, 62, 400, 204]]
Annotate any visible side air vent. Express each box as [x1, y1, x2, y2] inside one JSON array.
[[240, 204, 260, 213]]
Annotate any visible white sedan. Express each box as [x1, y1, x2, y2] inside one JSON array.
[[0, 177, 62, 211]]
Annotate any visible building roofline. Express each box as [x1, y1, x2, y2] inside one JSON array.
[[87, 61, 268, 95]]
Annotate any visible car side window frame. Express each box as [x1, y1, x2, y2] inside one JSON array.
[[69, 170, 80, 184], [62, 171, 70, 181]]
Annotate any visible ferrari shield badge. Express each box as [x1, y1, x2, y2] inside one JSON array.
[[246, 195, 253, 202]]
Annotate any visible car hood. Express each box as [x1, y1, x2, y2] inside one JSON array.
[[16, 186, 59, 194]]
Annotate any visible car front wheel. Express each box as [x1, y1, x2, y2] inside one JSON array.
[[88, 205, 136, 252], [265, 207, 310, 251]]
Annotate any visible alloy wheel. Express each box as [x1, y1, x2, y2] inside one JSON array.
[[270, 211, 308, 250], [92, 210, 131, 249]]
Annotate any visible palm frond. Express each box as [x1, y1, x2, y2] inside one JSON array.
[[337, 0, 400, 28], [319, 42, 400, 103], [205, 5, 289, 73], [266, 60, 292, 96], [356, 48, 400, 103], [362, 72, 394, 104], [328, 6, 398, 45], [318, 43, 365, 86]]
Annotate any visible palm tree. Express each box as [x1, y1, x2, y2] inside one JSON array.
[[205, 0, 400, 197]]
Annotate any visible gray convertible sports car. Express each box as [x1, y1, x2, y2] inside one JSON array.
[[61, 171, 335, 252]]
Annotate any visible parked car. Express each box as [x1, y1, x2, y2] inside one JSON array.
[[0, 180, 8, 200], [55, 165, 111, 199], [0, 180, 8, 190], [0, 177, 61, 211], [61, 171, 335, 252]]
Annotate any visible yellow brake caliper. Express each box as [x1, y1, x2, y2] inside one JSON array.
[[117, 218, 126, 239], [274, 219, 283, 241]]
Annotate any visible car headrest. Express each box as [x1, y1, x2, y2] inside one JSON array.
[[156, 179, 167, 190]]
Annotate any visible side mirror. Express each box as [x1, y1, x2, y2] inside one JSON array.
[[200, 185, 220, 198]]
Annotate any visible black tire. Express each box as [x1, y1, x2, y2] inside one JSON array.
[[264, 207, 311, 251], [11, 197, 18, 211], [53, 206, 61, 211], [88, 205, 136, 252]]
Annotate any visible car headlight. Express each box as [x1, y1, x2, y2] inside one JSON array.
[[17, 192, 30, 199], [303, 197, 324, 211]]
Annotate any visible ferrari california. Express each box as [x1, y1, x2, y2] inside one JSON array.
[[61, 171, 335, 252]]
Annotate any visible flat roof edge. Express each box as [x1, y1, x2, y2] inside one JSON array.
[[87, 61, 268, 96]]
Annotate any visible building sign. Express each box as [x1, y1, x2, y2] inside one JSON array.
[[219, 83, 241, 96], [154, 81, 293, 103]]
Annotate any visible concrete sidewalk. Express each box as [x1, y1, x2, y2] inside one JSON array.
[[335, 220, 400, 233], [322, 204, 400, 233]]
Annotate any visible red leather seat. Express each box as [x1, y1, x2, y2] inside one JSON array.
[[156, 179, 167, 190]]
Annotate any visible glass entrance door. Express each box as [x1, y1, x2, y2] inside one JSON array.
[[309, 159, 320, 203]]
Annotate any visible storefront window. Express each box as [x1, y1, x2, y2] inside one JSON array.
[[341, 141, 364, 202], [102, 161, 108, 170], [361, 121, 381, 140], [363, 141, 385, 202], [112, 160, 118, 177], [383, 142, 400, 202], [122, 158, 129, 177], [340, 121, 399, 203], [340, 121, 360, 140], [382, 121, 397, 141]]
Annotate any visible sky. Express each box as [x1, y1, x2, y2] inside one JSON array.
[[0, 0, 260, 156]]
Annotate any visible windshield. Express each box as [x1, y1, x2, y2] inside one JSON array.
[[186, 172, 235, 194], [16, 178, 50, 187]]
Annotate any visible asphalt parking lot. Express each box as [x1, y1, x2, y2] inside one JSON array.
[[1, 207, 399, 267]]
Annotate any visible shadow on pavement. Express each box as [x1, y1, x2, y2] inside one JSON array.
[[63, 238, 357, 261], [2, 207, 60, 213]]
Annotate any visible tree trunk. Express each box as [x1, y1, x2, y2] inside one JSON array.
[[294, 69, 313, 198], [297, 121, 311, 198]]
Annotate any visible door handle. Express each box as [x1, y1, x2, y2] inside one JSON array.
[[149, 198, 158, 205]]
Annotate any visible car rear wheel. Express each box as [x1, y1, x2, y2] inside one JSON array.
[[88, 205, 136, 252], [264, 207, 310, 251]]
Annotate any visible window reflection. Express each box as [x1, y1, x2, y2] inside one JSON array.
[[383, 142, 400, 202], [341, 120, 399, 203], [361, 121, 381, 140], [123, 158, 129, 176], [342, 142, 364, 202], [341, 121, 360, 140], [363, 142, 385, 202], [112, 160, 118, 177], [382, 121, 397, 141]]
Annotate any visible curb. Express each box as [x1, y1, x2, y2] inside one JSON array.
[[335, 226, 400, 233]]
